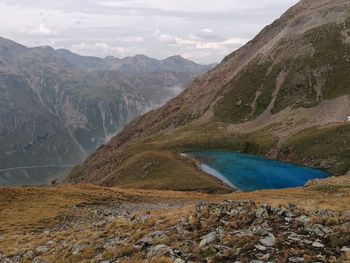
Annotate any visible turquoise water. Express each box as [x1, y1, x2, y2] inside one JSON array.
[[185, 151, 329, 192]]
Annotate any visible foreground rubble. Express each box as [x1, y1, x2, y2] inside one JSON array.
[[1, 200, 350, 262]]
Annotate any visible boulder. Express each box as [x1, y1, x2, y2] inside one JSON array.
[[199, 231, 217, 247], [35, 245, 50, 255], [256, 205, 270, 219], [147, 244, 173, 258], [260, 233, 276, 247], [312, 241, 324, 248]]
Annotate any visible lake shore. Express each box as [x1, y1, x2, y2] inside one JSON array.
[[180, 152, 239, 191], [181, 151, 329, 192]]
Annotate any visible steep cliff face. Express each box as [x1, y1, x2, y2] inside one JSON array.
[[67, 0, 350, 190], [0, 38, 213, 186]]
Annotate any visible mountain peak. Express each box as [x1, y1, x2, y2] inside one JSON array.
[[163, 55, 197, 64], [0, 36, 26, 49], [298, 0, 343, 8], [132, 54, 152, 60], [166, 55, 186, 60]]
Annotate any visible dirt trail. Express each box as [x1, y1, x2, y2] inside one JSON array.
[[0, 164, 75, 173]]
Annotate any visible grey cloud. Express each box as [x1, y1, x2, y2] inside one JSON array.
[[4, 0, 295, 21], [0, 0, 299, 64]]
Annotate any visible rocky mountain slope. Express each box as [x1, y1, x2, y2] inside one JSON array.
[[0, 38, 213, 186], [68, 0, 350, 190], [1, 174, 350, 262]]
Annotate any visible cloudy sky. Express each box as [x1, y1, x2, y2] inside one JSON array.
[[0, 0, 298, 64]]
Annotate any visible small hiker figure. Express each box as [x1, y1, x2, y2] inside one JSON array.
[[51, 179, 57, 187]]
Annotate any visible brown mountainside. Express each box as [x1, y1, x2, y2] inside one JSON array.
[[67, 0, 350, 190]]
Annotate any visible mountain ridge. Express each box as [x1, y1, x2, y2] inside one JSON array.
[[56, 47, 212, 74]]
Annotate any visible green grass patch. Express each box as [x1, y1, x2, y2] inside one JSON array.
[[279, 124, 350, 175], [111, 151, 232, 193], [214, 61, 276, 123]]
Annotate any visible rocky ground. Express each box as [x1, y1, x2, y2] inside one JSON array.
[[1, 196, 350, 262]]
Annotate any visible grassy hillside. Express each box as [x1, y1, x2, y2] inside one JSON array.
[[215, 20, 350, 124], [279, 123, 350, 175]]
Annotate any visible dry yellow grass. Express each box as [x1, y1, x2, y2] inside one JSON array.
[[1, 174, 350, 235], [0, 185, 124, 234], [0, 174, 349, 261]]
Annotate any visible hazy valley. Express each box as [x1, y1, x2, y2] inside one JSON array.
[[0, 38, 213, 186]]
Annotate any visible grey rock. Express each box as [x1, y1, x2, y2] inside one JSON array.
[[260, 233, 276, 247], [148, 230, 167, 239], [304, 224, 326, 238], [255, 244, 267, 251], [147, 244, 173, 258], [288, 233, 302, 242], [199, 231, 217, 247], [47, 240, 56, 247], [256, 206, 269, 219], [23, 250, 35, 259], [311, 209, 336, 218], [289, 257, 304, 262], [216, 226, 225, 237], [72, 243, 87, 256], [214, 245, 232, 256], [234, 229, 253, 237], [179, 240, 197, 254], [220, 219, 229, 226], [250, 221, 272, 236], [103, 237, 123, 250], [342, 210, 350, 219], [136, 231, 167, 250], [285, 217, 293, 222], [135, 236, 153, 249], [312, 241, 325, 248], [202, 200, 256, 218], [302, 239, 313, 245], [156, 219, 165, 225], [259, 253, 270, 260], [296, 215, 310, 224], [35, 245, 50, 255]]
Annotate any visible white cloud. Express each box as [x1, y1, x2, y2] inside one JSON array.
[[122, 36, 144, 43], [158, 34, 248, 51], [201, 28, 213, 33], [71, 42, 130, 57], [20, 24, 58, 36], [157, 34, 175, 44]]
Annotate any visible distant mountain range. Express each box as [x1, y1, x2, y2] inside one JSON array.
[[67, 0, 350, 191], [0, 37, 215, 186]]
